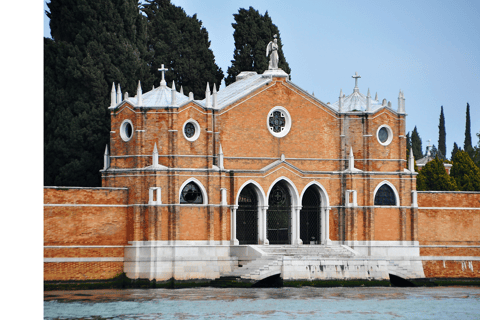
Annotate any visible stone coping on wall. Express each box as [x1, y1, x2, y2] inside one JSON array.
[[44, 186, 128, 190]]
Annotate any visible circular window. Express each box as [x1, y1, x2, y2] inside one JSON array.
[[183, 119, 200, 142], [120, 120, 134, 142], [267, 106, 292, 138], [376, 125, 393, 146]]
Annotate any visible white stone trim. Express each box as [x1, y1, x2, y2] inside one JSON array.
[[44, 257, 124, 262], [235, 180, 267, 207], [182, 118, 201, 142], [44, 245, 125, 248], [376, 124, 393, 146], [120, 119, 134, 142], [266, 106, 292, 138], [178, 177, 208, 204], [149, 187, 162, 205], [373, 180, 400, 207]]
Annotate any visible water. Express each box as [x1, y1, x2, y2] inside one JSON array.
[[44, 287, 480, 319]]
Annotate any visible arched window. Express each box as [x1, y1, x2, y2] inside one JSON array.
[[374, 184, 397, 205], [180, 182, 203, 204]]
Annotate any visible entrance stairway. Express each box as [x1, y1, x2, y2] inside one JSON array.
[[212, 245, 356, 285]]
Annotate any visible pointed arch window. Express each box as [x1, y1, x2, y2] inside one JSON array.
[[374, 184, 396, 206], [180, 182, 204, 204]]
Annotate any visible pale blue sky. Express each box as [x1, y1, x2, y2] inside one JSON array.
[[44, 0, 480, 156]]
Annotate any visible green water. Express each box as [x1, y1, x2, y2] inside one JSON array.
[[44, 287, 480, 319]]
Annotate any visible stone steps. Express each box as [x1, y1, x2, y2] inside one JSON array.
[[257, 245, 355, 258]]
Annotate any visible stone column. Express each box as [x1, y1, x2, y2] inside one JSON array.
[[325, 208, 332, 244], [260, 206, 269, 245], [293, 206, 303, 245], [230, 205, 239, 245]]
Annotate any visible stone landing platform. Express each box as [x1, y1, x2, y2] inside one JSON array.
[[124, 242, 426, 284]]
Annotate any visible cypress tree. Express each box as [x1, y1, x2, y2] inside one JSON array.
[[438, 106, 446, 157], [411, 126, 423, 160], [406, 132, 411, 155], [45, 0, 152, 187], [451, 142, 460, 161], [464, 103, 472, 151], [142, 0, 224, 99], [416, 156, 458, 191], [451, 150, 480, 191], [225, 7, 291, 86]]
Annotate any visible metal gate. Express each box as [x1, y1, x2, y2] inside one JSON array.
[[300, 186, 321, 244], [267, 182, 291, 244], [237, 184, 258, 244]]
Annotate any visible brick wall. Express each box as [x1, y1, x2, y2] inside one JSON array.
[[44, 187, 129, 281], [418, 191, 480, 278]]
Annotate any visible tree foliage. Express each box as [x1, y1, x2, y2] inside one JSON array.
[[438, 106, 446, 157], [45, 0, 223, 186], [451, 142, 460, 161], [411, 126, 423, 161], [45, 0, 152, 187], [142, 0, 224, 99], [225, 7, 291, 86], [416, 156, 458, 191], [464, 103, 472, 151], [450, 150, 480, 191]]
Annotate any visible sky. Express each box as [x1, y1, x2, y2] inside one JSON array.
[[42, 0, 480, 156]]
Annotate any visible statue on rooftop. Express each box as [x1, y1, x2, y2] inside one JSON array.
[[266, 34, 279, 70]]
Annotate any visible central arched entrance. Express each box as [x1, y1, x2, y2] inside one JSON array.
[[267, 181, 291, 244], [300, 186, 321, 244], [236, 184, 258, 244]]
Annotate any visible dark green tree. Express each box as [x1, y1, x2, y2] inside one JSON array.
[[45, 0, 153, 187], [450, 150, 480, 191], [464, 103, 472, 151], [438, 106, 446, 157], [406, 132, 411, 155], [225, 7, 291, 86], [142, 0, 224, 99], [416, 156, 458, 191], [451, 142, 460, 161], [411, 126, 423, 160]]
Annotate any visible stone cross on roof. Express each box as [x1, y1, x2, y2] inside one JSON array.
[[352, 72, 361, 92], [158, 64, 168, 86]]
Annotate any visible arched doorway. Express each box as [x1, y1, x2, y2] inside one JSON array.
[[300, 186, 321, 244], [237, 184, 258, 244], [267, 181, 291, 244]]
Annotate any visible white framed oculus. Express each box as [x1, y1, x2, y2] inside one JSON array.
[[120, 119, 134, 142], [376, 125, 393, 146], [183, 119, 200, 142], [267, 106, 291, 138]]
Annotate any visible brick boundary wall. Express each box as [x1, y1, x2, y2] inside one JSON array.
[[44, 187, 129, 281], [418, 191, 480, 278]]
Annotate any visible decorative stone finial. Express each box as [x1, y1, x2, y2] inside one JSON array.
[[349, 147, 355, 171], [158, 64, 168, 87], [110, 82, 116, 108], [117, 83, 122, 103], [103, 144, 110, 170], [218, 143, 224, 170], [171, 81, 176, 105], [205, 83, 211, 107], [189, 92, 194, 101], [408, 150, 415, 172], [153, 143, 159, 167], [212, 83, 217, 108], [180, 85, 184, 96], [375, 92, 378, 101], [137, 81, 142, 106]]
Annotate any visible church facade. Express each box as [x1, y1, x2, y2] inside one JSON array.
[[44, 63, 480, 284]]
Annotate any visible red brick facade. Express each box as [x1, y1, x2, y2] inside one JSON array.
[[44, 70, 480, 281]]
